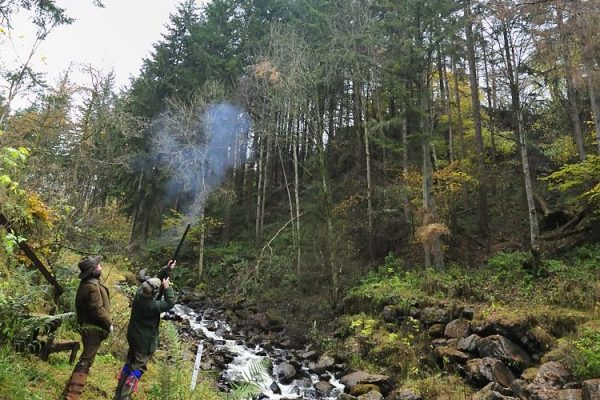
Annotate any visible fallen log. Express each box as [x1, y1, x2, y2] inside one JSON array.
[[0, 213, 63, 296]]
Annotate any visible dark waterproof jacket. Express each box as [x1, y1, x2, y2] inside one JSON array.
[[75, 277, 112, 332], [126, 286, 175, 354]]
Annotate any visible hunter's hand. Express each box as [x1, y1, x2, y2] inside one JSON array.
[[162, 277, 170, 289], [167, 260, 176, 270]]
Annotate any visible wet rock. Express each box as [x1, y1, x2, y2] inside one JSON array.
[[276, 362, 297, 384], [458, 334, 481, 352], [269, 381, 281, 394], [421, 307, 449, 325], [582, 379, 600, 400], [477, 335, 533, 370], [339, 395, 359, 400], [532, 362, 571, 389], [445, 319, 471, 338], [387, 388, 423, 400], [467, 357, 516, 388], [301, 350, 318, 360], [315, 380, 335, 395]]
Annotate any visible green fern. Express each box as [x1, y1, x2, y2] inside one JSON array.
[[228, 358, 272, 400]]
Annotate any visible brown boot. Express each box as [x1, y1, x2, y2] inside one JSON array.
[[60, 370, 88, 400]]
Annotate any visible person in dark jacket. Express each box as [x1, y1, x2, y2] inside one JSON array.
[[114, 260, 176, 399], [61, 255, 112, 400]]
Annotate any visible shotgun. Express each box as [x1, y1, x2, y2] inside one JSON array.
[[156, 223, 191, 299]]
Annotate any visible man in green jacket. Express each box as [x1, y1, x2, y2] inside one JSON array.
[[62, 255, 112, 400], [114, 260, 176, 399]]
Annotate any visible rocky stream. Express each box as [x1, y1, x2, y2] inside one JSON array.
[[167, 298, 600, 400]]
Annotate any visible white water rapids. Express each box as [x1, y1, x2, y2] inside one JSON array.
[[171, 304, 345, 399]]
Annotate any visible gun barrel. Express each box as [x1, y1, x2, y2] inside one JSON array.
[[171, 223, 191, 261]]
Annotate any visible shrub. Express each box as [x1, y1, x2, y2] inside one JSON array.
[[572, 326, 600, 380]]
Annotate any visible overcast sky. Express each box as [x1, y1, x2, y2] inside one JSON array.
[[5, 0, 208, 106]]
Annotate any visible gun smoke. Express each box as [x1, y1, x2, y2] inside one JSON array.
[[151, 101, 251, 224]]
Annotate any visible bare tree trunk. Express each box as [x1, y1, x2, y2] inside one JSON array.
[[503, 24, 539, 249], [260, 130, 272, 238], [291, 108, 302, 273], [197, 208, 205, 280], [465, 1, 489, 238], [421, 84, 444, 270], [480, 23, 497, 165], [441, 53, 455, 163], [401, 109, 413, 236], [360, 84, 374, 260], [452, 57, 466, 161], [255, 133, 264, 244], [128, 169, 145, 245], [583, 57, 600, 153], [557, 6, 586, 160]]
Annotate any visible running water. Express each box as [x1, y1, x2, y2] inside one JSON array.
[[170, 304, 345, 399]]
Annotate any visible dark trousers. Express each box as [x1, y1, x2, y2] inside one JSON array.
[[75, 330, 105, 372], [126, 348, 153, 372], [61, 330, 106, 399]]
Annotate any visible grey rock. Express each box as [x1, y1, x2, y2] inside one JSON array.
[[421, 307, 449, 325], [315, 380, 335, 395], [532, 362, 571, 389], [458, 334, 482, 352], [582, 379, 600, 400], [477, 335, 534, 370], [358, 391, 383, 400], [445, 318, 471, 338], [387, 388, 423, 400], [467, 357, 516, 388]]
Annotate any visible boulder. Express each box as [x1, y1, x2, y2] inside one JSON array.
[[462, 307, 475, 320], [428, 324, 446, 338], [314, 354, 336, 373], [458, 334, 481, 353], [383, 305, 400, 323], [358, 391, 383, 400], [421, 307, 450, 325], [532, 362, 571, 389], [558, 389, 582, 400], [435, 347, 471, 364], [582, 379, 600, 400], [477, 335, 534, 370], [315, 380, 335, 395], [276, 362, 297, 384], [473, 382, 517, 399], [340, 371, 391, 394], [351, 384, 380, 396], [445, 319, 471, 338], [467, 357, 516, 388], [387, 389, 423, 400]]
